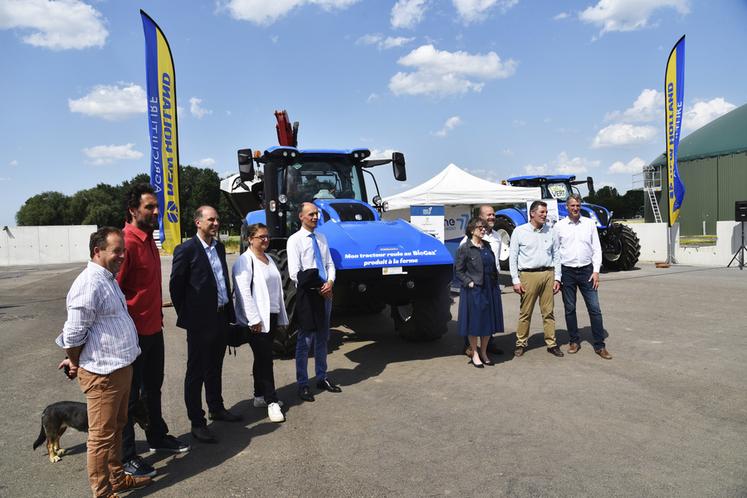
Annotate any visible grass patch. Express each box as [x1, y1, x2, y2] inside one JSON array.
[[680, 235, 717, 247]]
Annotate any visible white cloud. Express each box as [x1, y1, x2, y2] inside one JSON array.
[[389, 44, 517, 97], [500, 148, 513, 156], [512, 119, 526, 127], [463, 167, 502, 183], [683, 97, 736, 132], [579, 0, 689, 35], [434, 115, 462, 137], [195, 158, 216, 168], [609, 156, 645, 174], [8, 159, 18, 167], [369, 148, 397, 159], [189, 97, 212, 119], [68, 83, 146, 121], [605, 88, 663, 122], [391, 0, 428, 29], [452, 0, 519, 24], [357, 33, 414, 50], [366, 93, 380, 103], [0, 0, 108, 50], [82, 143, 143, 165], [524, 151, 600, 175], [221, 0, 359, 26], [553, 12, 569, 20], [592, 123, 657, 148]]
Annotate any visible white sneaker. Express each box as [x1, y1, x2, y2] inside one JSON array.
[[253, 397, 283, 408], [267, 403, 285, 423]]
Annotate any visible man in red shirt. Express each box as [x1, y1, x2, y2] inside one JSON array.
[[118, 184, 189, 478]]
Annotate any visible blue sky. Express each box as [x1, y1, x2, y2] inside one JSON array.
[[1, 0, 746, 227]]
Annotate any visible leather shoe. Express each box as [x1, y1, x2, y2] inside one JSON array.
[[299, 386, 315, 402], [567, 342, 580, 354], [595, 348, 613, 360], [191, 426, 217, 444], [547, 346, 564, 357], [112, 474, 152, 492], [317, 378, 342, 393], [514, 346, 525, 357], [208, 408, 242, 422]]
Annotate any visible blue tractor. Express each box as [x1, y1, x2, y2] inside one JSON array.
[[492, 175, 641, 271], [221, 111, 454, 355]]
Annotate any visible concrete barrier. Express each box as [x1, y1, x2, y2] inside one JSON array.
[[0, 225, 97, 266]]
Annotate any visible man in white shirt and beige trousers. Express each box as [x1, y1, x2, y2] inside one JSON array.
[[553, 194, 612, 359]]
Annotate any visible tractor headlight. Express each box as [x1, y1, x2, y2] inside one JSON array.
[[278, 194, 287, 204], [269, 200, 277, 212]]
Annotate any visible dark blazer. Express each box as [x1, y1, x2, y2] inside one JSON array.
[[455, 240, 497, 287], [295, 269, 326, 331], [169, 235, 235, 331]]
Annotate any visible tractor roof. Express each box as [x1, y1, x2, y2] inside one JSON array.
[[265, 146, 370, 157]]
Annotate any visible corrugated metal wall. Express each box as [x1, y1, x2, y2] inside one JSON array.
[[646, 152, 747, 235]]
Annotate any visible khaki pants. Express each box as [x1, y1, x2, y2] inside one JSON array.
[[78, 365, 132, 498], [516, 270, 556, 348]]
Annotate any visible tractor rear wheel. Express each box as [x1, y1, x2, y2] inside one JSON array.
[[601, 223, 640, 271], [493, 218, 515, 271], [391, 280, 452, 342], [267, 249, 299, 357]]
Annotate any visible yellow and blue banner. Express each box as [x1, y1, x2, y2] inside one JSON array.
[[665, 35, 686, 226], [141, 10, 181, 252]]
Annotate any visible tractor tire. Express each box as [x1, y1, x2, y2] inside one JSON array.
[[239, 223, 249, 254], [601, 223, 640, 271], [493, 218, 515, 271], [267, 249, 299, 357], [391, 280, 452, 342]]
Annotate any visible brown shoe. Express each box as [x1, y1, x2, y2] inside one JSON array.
[[514, 346, 525, 357], [112, 474, 152, 492], [595, 348, 613, 360], [547, 346, 564, 357], [567, 342, 580, 354]]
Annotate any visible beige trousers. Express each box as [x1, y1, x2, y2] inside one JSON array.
[[78, 365, 132, 498], [515, 270, 556, 348]]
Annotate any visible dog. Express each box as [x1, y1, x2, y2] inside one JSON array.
[[33, 400, 149, 463]]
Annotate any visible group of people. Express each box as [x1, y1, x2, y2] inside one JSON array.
[[55, 183, 339, 498], [455, 198, 612, 367]]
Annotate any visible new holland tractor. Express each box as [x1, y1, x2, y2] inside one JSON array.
[[492, 175, 641, 271], [221, 111, 453, 355]]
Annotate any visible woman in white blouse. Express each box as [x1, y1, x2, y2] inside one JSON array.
[[232, 223, 289, 423]]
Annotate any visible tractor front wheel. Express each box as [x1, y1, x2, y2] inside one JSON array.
[[601, 223, 640, 271]]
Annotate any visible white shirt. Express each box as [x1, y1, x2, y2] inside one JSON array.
[[286, 226, 336, 284], [553, 216, 602, 272], [56, 262, 141, 375], [198, 235, 229, 306], [232, 251, 289, 333], [460, 229, 501, 273]]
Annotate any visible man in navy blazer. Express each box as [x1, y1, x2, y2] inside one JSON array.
[[169, 205, 241, 444]]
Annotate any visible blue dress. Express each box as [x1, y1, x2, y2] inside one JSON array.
[[458, 246, 505, 337]]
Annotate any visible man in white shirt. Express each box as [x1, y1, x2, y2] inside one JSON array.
[[553, 194, 611, 359], [459, 205, 503, 356], [287, 202, 341, 402], [56, 227, 151, 497]]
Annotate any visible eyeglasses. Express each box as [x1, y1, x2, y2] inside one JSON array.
[[475, 226, 487, 231], [252, 235, 270, 240]]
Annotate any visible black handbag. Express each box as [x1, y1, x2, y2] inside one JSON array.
[[227, 257, 254, 351]]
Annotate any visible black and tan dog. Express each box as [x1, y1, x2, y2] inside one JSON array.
[[33, 400, 149, 463]]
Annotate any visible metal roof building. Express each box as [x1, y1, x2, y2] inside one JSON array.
[[645, 102, 747, 235]]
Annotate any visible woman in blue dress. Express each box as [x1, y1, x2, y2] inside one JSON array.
[[455, 217, 505, 367]]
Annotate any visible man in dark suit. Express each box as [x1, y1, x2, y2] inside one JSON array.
[[169, 205, 241, 444]]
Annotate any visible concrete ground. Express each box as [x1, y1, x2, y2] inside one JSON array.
[[0, 259, 745, 497]]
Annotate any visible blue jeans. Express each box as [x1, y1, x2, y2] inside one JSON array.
[[295, 298, 332, 387], [561, 264, 605, 349]]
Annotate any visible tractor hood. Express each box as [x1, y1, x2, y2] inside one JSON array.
[[579, 203, 611, 228], [317, 219, 453, 271]]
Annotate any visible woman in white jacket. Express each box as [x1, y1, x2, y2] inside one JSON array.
[[232, 223, 289, 422]]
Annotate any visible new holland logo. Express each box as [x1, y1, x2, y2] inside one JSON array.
[[166, 200, 179, 223]]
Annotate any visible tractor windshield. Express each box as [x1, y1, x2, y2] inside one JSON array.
[[279, 157, 365, 231], [545, 182, 571, 201]]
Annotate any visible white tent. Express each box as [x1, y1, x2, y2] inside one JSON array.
[[383, 163, 541, 210]]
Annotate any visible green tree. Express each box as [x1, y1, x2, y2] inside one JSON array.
[[67, 183, 124, 227], [16, 191, 70, 225], [179, 165, 221, 237], [585, 186, 644, 220]]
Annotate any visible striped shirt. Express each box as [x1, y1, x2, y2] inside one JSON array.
[[56, 262, 141, 375]]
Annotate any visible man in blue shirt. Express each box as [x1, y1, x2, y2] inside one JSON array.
[[509, 200, 563, 358]]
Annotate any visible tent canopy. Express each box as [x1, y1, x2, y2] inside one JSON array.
[[383, 163, 541, 210]]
